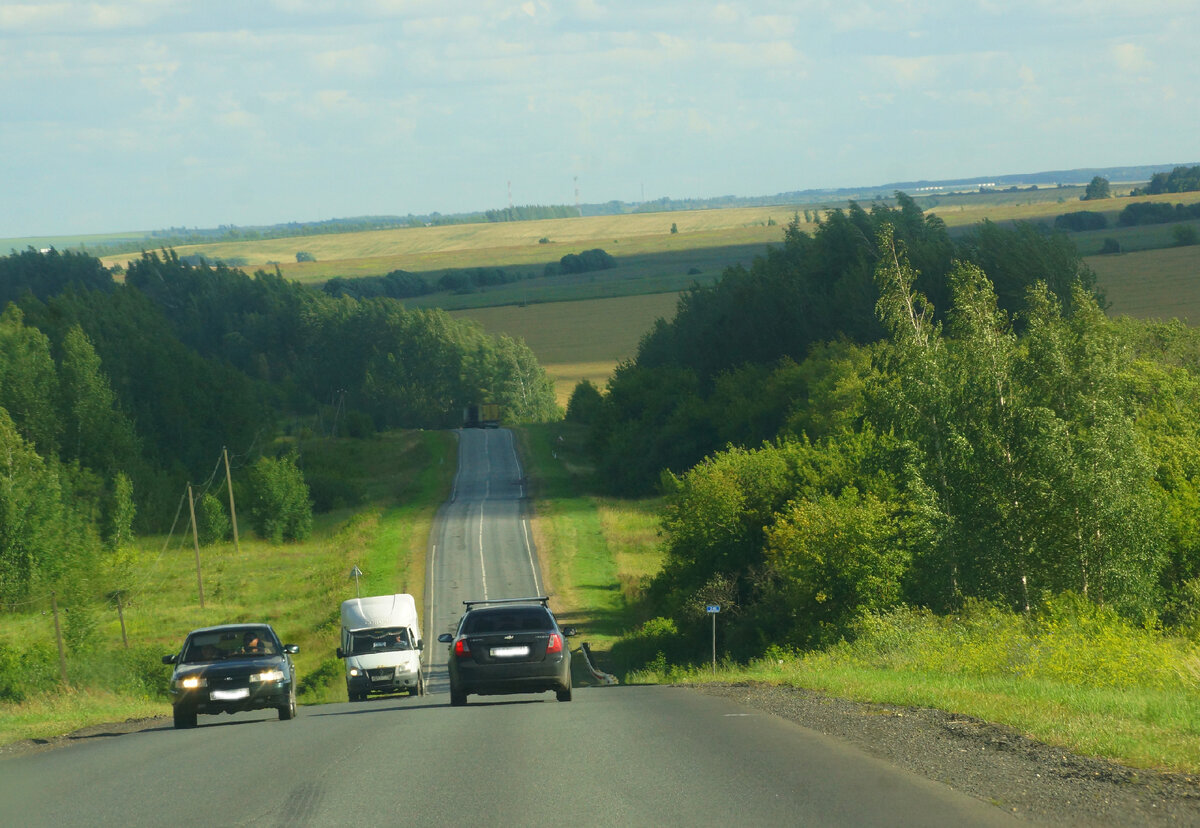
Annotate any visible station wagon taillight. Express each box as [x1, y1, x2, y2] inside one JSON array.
[[546, 633, 564, 654], [454, 638, 471, 657]]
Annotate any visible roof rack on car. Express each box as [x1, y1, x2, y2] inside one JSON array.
[[463, 596, 549, 608]]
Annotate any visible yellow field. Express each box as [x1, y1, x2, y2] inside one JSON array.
[[453, 292, 682, 405], [100, 206, 799, 281]]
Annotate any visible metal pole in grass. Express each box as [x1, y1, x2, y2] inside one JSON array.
[[349, 565, 363, 598], [706, 604, 720, 676]]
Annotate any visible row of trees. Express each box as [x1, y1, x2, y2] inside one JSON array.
[[572, 196, 1200, 657], [1117, 201, 1200, 227], [0, 248, 560, 603], [578, 196, 1096, 496], [1136, 165, 1200, 196]]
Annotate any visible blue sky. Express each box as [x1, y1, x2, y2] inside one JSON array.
[[1, 0, 1196, 238]]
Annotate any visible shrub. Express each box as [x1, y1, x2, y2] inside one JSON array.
[[1054, 211, 1107, 232], [247, 454, 313, 542], [610, 616, 686, 673], [295, 251, 316, 263], [1173, 225, 1198, 247], [1100, 237, 1122, 254], [198, 492, 230, 545]]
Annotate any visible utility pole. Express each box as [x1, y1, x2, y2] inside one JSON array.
[[51, 591, 68, 684], [223, 448, 241, 556], [188, 484, 205, 609]]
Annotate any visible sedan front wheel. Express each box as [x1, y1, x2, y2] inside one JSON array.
[[279, 687, 297, 721]]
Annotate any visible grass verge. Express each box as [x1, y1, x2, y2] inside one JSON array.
[[0, 430, 456, 745]]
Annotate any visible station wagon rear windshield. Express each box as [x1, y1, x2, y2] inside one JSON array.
[[462, 608, 554, 634]]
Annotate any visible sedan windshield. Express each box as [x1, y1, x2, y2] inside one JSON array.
[[182, 629, 278, 662]]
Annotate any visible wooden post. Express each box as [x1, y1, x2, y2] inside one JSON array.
[[188, 484, 205, 609], [51, 591, 68, 685], [115, 591, 128, 649], [223, 448, 241, 556]]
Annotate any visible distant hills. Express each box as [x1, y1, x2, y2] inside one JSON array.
[[5, 163, 1196, 255]]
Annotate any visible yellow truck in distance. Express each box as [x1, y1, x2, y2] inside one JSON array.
[[463, 403, 502, 428]]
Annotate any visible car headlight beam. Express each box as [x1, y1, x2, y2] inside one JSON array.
[[250, 669, 286, 683]]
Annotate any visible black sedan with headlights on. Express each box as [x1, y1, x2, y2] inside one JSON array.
[[163, 623, 299, 729], [438, 597, 575, 705]]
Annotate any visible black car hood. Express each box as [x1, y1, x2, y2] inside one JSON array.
[[174, 655, 287, 680]]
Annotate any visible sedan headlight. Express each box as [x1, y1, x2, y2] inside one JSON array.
[[175, 676, 207, 690], [348, 667, 362, 677], [250, 669, 286, 683]]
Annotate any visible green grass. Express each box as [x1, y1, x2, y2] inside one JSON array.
[[517, 423, 664, 656], [1088, 245, 1200, 324], [0, 430, 457, 745]]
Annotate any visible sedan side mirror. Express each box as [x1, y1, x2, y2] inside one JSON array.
[[561, 627, 577, 637], [284, 644, 300, 654], [437, 633, 453, 643], [162, 654, 178, 665]]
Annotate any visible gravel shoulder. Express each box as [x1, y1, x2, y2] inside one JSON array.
[[692, 682, 1200, 826]]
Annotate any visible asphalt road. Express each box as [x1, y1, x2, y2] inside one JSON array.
[[0, 427, 1017, 826]]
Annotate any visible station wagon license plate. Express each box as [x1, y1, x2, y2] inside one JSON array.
[[211, 688, 250, 701], [490, 646, 529, 657]]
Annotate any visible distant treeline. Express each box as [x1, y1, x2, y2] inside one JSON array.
[[1117, 201, 1200, 226], [1132, 165, 1200, 196], [322, 249, 618, 301]]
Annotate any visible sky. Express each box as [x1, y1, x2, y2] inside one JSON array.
[[1, 0, 1197, 238]]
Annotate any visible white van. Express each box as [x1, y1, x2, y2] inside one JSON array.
[[336, 594, 424, 700]]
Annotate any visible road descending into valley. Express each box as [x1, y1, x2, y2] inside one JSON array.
[[0, 428, 1016, 826]]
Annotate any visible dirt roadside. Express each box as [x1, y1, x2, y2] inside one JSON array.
[[693, 682, 1200, 826]]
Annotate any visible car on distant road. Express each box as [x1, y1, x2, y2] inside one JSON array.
[[438, 597, 575, 705], [163, 623, 300, 728]]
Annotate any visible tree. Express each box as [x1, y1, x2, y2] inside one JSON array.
[[0, 305, 61, 456], [57, 325, 141, 478], [248, 454, 312, 543], [1083, 176, 1111, 201], [565, 379, 604, 424]]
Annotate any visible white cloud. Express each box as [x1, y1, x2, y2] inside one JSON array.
[[1112, 42, 1149, 74], [312, 45, 384, 77]]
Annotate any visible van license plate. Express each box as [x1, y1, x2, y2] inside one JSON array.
[[491, 646, 529, 657]]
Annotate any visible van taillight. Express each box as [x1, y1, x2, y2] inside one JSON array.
[[546, 633, 563, 654], [454, 639, 471, 657]]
